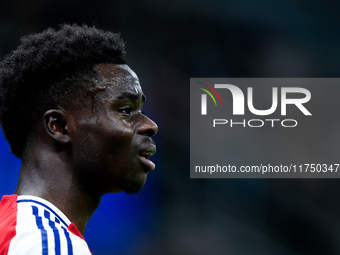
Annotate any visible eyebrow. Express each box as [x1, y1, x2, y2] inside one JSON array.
[[116, 92, 146, 103]]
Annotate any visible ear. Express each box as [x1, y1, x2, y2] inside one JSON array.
[[43, 109, 71, 144]]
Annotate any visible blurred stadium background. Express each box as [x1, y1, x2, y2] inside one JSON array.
[[1, 0, 340, 254]]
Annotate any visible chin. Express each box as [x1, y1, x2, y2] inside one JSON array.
[[123, 182, 145, 194], [122, 173, 147, 194]]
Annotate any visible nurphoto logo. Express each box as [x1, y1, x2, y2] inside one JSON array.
[[198, 82, 312, 128], [197, 82, 223, 115]]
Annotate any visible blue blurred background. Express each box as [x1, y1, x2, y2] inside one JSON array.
[[1, 0, 340, 254]]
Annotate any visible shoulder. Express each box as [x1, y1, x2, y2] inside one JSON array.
[[0, 195, 92, 255], [0, 195, 18, 255]]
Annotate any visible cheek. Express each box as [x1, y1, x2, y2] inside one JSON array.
[[73, 114, 137, 161], [108, 123, 135, 147], [107, 117, 137, 143], [96, 126, 136, 165]]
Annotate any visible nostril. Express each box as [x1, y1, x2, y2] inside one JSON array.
[[139, 117, 158, 137], [144, 128, 156, 137]]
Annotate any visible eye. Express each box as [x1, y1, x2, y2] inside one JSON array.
[[118, 106, 133, 114]]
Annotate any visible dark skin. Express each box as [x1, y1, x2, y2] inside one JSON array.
[[15, 64, 158, 234]]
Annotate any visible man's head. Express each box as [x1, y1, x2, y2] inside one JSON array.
[[0, 24, 158, 194]]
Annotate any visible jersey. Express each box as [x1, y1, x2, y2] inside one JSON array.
[[0, 194, 92, 255]]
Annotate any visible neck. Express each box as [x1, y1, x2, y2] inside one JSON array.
[[15, 148, 101, 234]]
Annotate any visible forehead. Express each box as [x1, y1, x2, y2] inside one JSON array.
[[93, 63, 143, 97]]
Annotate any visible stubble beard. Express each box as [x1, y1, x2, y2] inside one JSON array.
[[121, 173, 147, 194]]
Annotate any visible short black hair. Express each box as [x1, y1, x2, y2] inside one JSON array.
[[0, 24, 126, 158]]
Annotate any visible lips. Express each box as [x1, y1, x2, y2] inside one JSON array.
[[139, 145, 156, 171]]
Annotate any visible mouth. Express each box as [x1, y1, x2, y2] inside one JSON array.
[[139, 147, 156, 171]]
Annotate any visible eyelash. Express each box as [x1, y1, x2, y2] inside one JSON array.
[[119, 106, 133, 114], [118, 107, 145, 115]]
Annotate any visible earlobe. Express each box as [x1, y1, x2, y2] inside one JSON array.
[[43, 109, 71, 144]]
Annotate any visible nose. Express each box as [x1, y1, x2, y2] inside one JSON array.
[[138, 115, 158, 137]]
